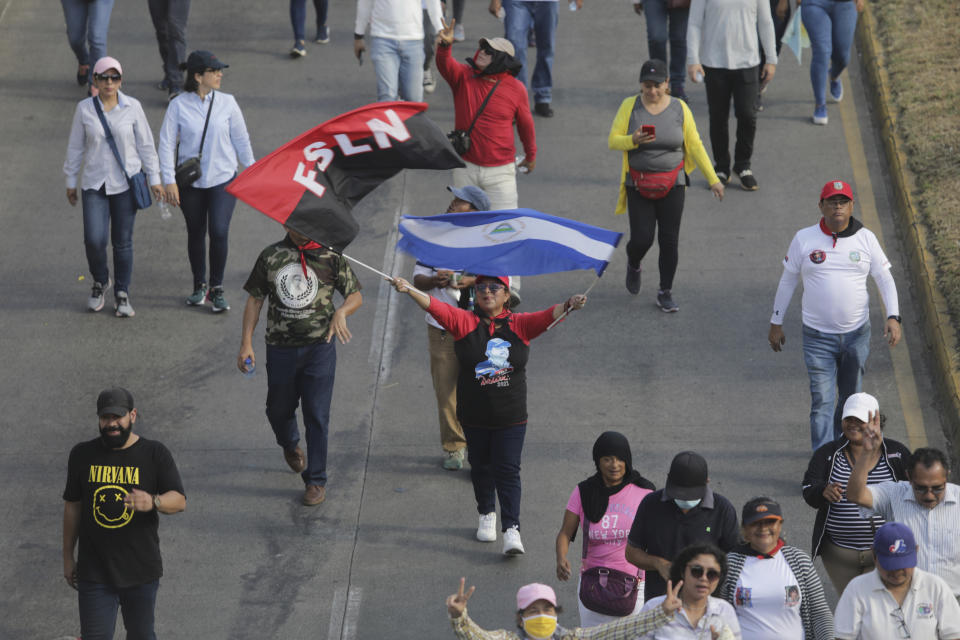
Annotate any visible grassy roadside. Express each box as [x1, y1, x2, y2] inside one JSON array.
[[870, 0, 960, 345]]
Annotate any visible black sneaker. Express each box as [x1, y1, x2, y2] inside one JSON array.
[[626, 265, 641, 295], [738, 169, 759, 191], [656, 289, 679, 313], [534, 102, 554, 118], [715, 170, 731, 185]]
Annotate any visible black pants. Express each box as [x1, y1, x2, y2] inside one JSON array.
[[625, 185, 685, 291], [147, 0, 190, 89], [703, 65, 759, 174]]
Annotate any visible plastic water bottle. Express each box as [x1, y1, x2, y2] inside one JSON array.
[[158, 200, 173, 220], [694, 71, 704, 83], [242, 357, 256, 378], [569, 1, 578, 11], [516, 154, 529, 174], [497, 6, 505, 21]]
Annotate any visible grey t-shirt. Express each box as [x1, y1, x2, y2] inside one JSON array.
[[627, 97, 684, 182]]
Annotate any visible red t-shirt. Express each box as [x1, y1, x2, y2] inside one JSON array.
[[435, 44, 537, 168]]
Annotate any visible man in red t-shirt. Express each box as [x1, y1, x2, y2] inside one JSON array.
[[435, 22, 536, 211]]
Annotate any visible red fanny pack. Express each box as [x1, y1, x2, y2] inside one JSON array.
[[629, 160, 684, 200]]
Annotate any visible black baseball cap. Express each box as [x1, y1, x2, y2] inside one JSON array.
[[184, 50, 229, 73], [639, 59, 668, 84], [664, 451, 708, 500], [741, 498, 784, 526], [97, 388, 135, 417]]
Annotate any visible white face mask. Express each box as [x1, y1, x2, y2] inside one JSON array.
[[674, 498, 702, 510]]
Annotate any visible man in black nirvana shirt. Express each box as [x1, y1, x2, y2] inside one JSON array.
[[63, 388, 185, 639]]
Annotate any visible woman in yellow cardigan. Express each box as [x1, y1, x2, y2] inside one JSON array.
[[609, 59, 723, 312]]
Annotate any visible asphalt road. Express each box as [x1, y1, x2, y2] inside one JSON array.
[[0, 0, 949, 638]]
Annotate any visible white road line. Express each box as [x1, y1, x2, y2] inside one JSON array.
[[342, 587, 363, 640], [367, 176, 407, 380], [326, 588, 347, 640]]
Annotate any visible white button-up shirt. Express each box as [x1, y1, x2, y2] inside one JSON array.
[[862, 481, 960, 596], [63, 92, 161, 194], [158, 90, 254, 189], [835, 568, 960, 639]]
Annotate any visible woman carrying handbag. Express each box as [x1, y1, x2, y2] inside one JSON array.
[[159, 50, 254, 313], [64, 56, 163, 318]]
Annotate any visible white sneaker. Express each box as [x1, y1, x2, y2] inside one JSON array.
[[114, 292, 135, 318], [476, 513, 496, 542], [88, 277, 112, 312], [503, 526, 524, 555], [423, 69, 436, 94], [453, 24, 465, 42]]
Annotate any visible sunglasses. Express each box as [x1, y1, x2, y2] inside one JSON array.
[[475, 282, 505, 293], [204, 68, 223, 74], [96, 74, 122, 83], [481, 45, 496, 55], [687, 565, 721, 582]]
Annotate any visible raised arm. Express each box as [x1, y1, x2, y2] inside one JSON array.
[[845, 412, 881, 509]]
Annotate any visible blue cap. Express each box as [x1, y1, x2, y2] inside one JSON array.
[[447, 185, 491, 211], [873, 522, 917, 570]]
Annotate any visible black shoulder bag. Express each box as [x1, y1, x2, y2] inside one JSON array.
[[92, 97, 152, 210], [448, 78, 502, 156], [174, 91, 214, 189]]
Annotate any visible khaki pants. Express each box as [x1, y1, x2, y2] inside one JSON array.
[[452, 160, 518, 210], [428, 325, 465, 451], [821, 539, 875, 594]]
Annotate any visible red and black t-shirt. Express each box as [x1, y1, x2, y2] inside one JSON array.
[[427, 298, 557, 428], [63, 437, 184, 587]]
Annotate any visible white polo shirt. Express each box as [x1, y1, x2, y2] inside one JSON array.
[[770, 219, 899, 333], [733, 552, 803, 639], [834, 568, 960, 639], [862, 481, 960, 596]]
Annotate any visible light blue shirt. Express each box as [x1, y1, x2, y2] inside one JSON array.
[[64, 92, 161, 194], [158, 90, 255, 188]]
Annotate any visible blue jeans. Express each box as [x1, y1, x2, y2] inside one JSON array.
[[802, 322, 871, 450], [464, 424, 526, 530], [60, 0, 115, 84], [147, 0, 190, 89], [644, 0, 690, 96], [179, 178, 236, 289], [266, 341, 337, 486], [82, 186, 137, 293], [801, 0, 858, 106], [78, 579, 159, 640], [503, 0, 558, 104], [290, 0, 328, 42], [369, 36, 424, 102]]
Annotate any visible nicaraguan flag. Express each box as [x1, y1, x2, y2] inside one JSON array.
[[397, 209, 622, 276]]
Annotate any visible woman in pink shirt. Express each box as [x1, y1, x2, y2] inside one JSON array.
[[556, 431, 656, 627]]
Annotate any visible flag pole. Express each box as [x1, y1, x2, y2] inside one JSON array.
[[342, 252, 431, 303], [546, 274, 601, 331]]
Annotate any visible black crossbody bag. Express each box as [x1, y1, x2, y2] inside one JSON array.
[[448, 78, 502, 156], [174, 91, 214, 189], [92, 97, 152, 210]]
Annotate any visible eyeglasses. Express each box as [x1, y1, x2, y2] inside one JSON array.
[[96, 74, 122, 83], [475, 282, 505, 293], [687, 565, 721, 582], [890, 607, 912, 638], [823, 198, 852, 208], [911, 483, 946, 495]]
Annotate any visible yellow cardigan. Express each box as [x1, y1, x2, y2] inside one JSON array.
[[608, 95, 719, 214]]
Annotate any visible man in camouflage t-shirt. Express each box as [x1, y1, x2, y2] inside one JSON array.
[[238, 227, 362, 506]]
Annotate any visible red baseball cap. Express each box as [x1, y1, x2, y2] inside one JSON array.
[[478, 275, 510, 289], [820, 180, 854, 201]]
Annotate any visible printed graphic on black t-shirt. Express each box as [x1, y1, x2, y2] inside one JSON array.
[[63, 437, 184, 587]]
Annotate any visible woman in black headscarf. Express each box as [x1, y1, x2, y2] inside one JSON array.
[[555, 431, 656, 627]]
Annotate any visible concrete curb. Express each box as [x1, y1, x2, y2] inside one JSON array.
[[856, 5, 960, 457]]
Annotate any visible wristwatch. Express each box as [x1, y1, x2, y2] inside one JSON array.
[[153, 494, 162, 511], [888, 315, 902, 324]]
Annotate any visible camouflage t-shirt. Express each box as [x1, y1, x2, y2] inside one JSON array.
[[243, 238, 362, 347]]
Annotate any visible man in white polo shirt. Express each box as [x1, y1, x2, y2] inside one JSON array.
[[846, 425, 960, 600], [835, 522, 960, 639], [768, 179, 901, 450]]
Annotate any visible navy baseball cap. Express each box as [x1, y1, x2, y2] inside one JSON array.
[[184, 50, 228, 73], [447, 185, 491, 211], [874, 522, 917, 570]]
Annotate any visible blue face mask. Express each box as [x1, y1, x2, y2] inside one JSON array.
[[674, 498, 702, 510]]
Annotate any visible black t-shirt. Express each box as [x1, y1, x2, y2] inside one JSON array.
[[63, 437, 185, 587], [627, 488, 739, 601]]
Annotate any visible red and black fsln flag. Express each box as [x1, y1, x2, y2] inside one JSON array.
[[226, 102, 464, 252]]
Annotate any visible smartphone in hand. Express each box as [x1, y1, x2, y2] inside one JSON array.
[[641, 125, 656, 136]]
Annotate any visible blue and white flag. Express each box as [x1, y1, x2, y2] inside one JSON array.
[[782, 7, 810, 65], [397, 209, 622, 276]]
